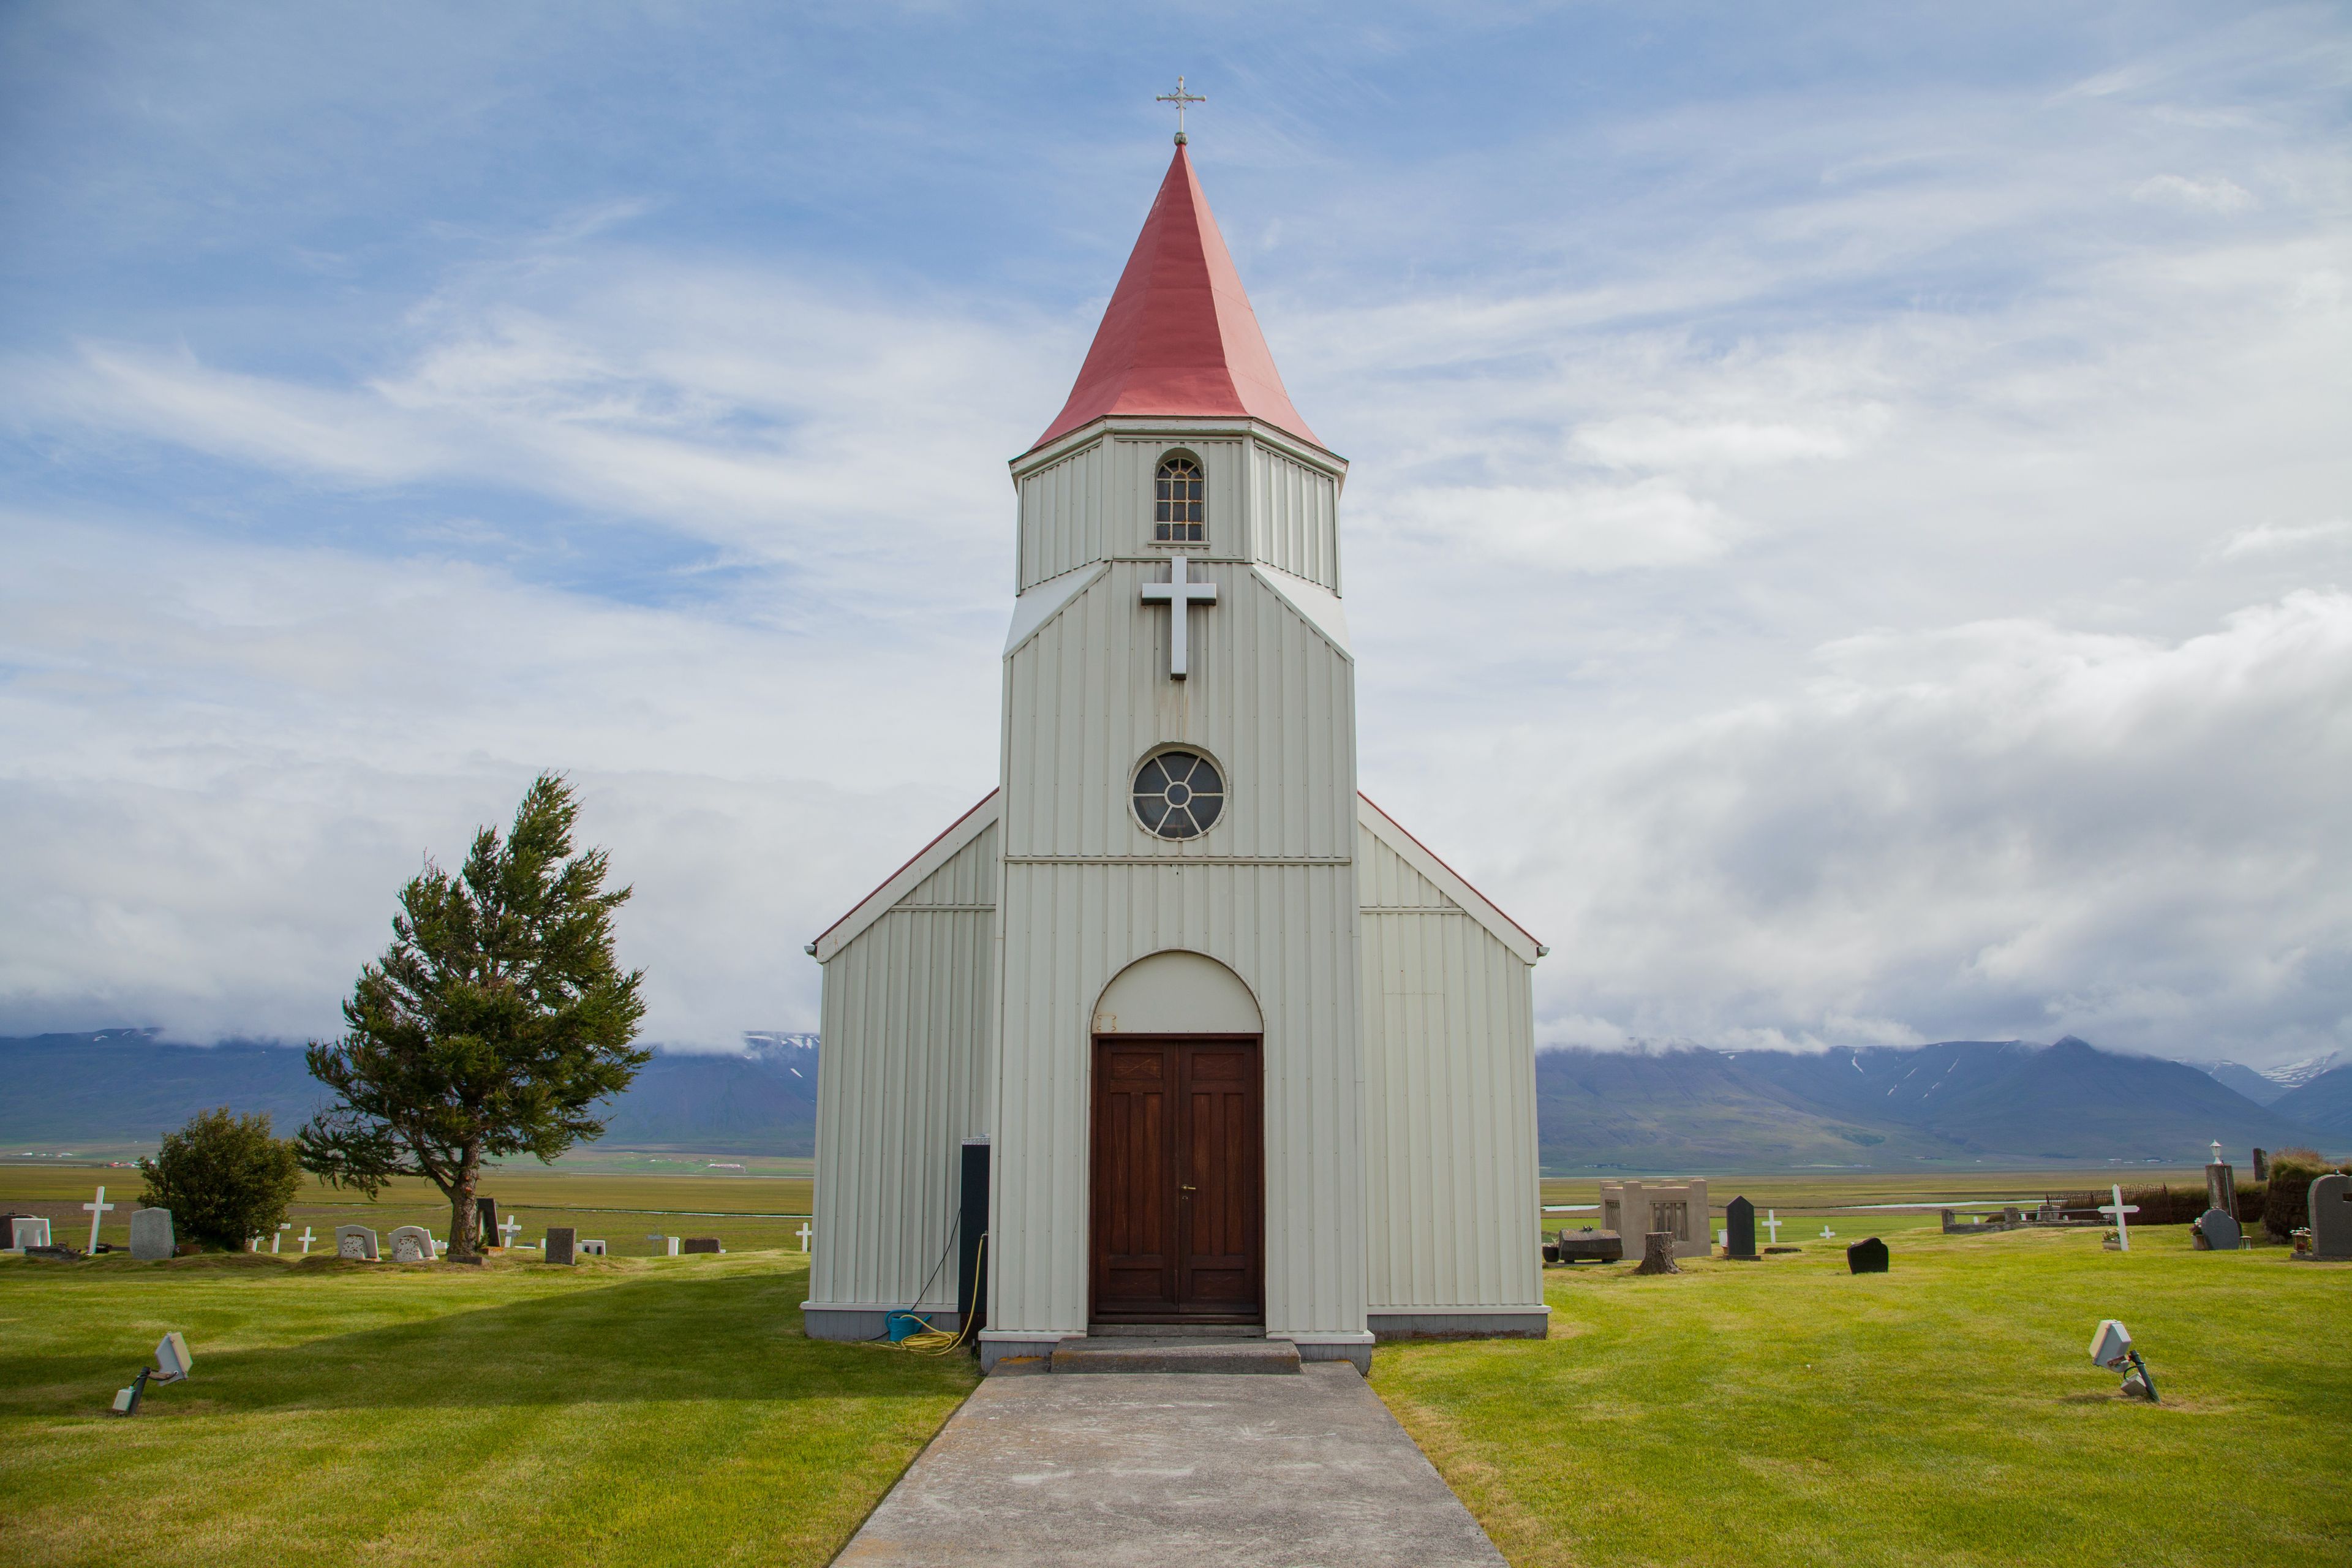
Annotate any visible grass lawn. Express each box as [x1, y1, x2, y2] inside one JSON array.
[[1373, 1222, 2352, 1567], [0, 1249, 972, 1567]]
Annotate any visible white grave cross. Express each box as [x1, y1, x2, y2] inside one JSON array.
[[499, 1216, 523, 1249], [2098, 1184, 2140, 1252], [83, 1185, 115, 1251], [1140, 554, 1218, 680], [1763, 1210, 1782, 1245], [298, 1227, 315, 1256], [1820, 1226, 1836, 1240], [797, 1222, 812, 1253]]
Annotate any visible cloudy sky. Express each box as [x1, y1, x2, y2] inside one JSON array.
[[2, 3, 2346, 1067]]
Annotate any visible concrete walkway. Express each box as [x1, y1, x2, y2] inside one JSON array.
[[834, 1363, 1506, 1567]]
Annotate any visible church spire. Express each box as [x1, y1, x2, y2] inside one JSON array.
[[1031, 145, 1323, 454]]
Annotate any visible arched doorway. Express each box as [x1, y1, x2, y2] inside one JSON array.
[[1089, 951, 1265, 1325]]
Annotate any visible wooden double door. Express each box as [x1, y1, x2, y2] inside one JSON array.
[[1090, 1037, 1264, 1324]]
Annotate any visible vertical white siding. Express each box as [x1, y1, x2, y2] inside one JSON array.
[[1017, 440, 1107, 591], [1250, 445, 1340, 592], [809, 820, 997, 1313], [1357, 823, 1544, 1313]]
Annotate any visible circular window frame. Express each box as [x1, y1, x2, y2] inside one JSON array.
[[1130, 745, 1227, 842]]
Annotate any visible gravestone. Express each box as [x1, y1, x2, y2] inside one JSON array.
[[2309, 1173, 2352, 1261], [1555, 1229, 1622, 1263], [578, 1238, 608, 1256], [10, 1215, 53, 1250], [682, 1236, 722, 1254], [1846, 1236, 1890, 1274], [2205, 1161, 2237, 1219], [334, 1224, 379, 1261], [1725, 1196, 1758, 1260], [386, 1226, 436, 1263], [2252, 1147, 2269, 1183], [475, 1197, 499, 1249], [2193, 1208, 2242, 1251], [129, 1208, 175, 1261], [544, 1227, 576, 1265], [1632, 1231, 1681, 1275]]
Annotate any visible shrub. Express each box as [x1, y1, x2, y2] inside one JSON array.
[[137, 1107, 304, 1251]]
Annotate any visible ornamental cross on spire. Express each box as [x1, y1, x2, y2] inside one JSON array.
[[1156, 75, 1205, 143]]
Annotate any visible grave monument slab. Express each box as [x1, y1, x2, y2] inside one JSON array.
[[334, 1224, 379, 1261], [386, 1226, 436, 1262], [10, 1215, 53, 1250], [682, 1236, 722, 1255], [2193, 1208, 2242, 1251], [1846, 1237, 1890, 1274], [2309, 1172, 2351, 1261], [1725, 1196, 1758, 1260], [129, 1208, 175, 1261], [544, 1226, 576, 1265], [579, 1238, 607, 1256]]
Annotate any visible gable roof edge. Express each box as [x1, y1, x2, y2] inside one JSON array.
[[810, 792, 1000, 963], [1357, 794, 1543, 965]]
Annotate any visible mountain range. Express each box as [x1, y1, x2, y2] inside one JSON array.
[[4, 1029, 2342, 1169]]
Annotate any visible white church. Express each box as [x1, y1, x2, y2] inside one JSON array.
[[802, 138, 1548, 1372]]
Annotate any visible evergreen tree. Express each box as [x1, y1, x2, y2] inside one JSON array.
[[138, 1107, 304, 1252], [299, 775, 647, 1259]]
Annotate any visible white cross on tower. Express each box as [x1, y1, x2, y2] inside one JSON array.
[[83, 1186, 115, 1252], [1155, 75, 1206, 143], [2098, 1184, 2140, 1252], [1141, 554, 1217, 680], [797, 1222, 813, 1253]]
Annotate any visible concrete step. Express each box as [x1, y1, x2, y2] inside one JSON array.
[[1050, 1335, 1302, 1374]]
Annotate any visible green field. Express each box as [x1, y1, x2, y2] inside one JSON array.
[[1376, 1222, 2352, 1568], [6, 1166, 2346, 1567]]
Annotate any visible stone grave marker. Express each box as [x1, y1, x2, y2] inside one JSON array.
[[335, 1224, 379, 1261], [2309, 1172, 2351, 1261], [83, 1186, 115, 1251], [682, 1236, 722, 1254], [2205, 1155, 2237, 1219], [475, 1196, 499, 1250], [1846, 1236, 1890, 1274], [1554, 1228, 1622, 1263], [2252, 1147, 2269, 1182], [129, 1208, 175, 1261], [10, 1215, 53, 1250], [1725, 1196, 1758, 1260], [2193, 1208, 2242, 1251], [579, 1238, 608, 1256], [797, 1222, 812, 1253], [544, 1226, 576, 1265], [297, 1226, 314, 1255], [387, 1226, 436, 1262], [499, 1215, 523, 1250]]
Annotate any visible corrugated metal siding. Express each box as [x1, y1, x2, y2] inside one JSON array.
[[992, 858, 1366, 1336], [1359, 821, 1544, 1313], [810, 820, 998, 1312], [1017, 440, 1105, 591], [1019, 435, 1271, 592], [1000, 566, 1357, 861], [1251, 447, 1339, 592]]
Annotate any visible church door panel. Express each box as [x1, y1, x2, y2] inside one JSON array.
[[1091, 1043, 1177, 1316], [1090, 1037, 1262, 1323], [1177, 1043, 1261, 1313]]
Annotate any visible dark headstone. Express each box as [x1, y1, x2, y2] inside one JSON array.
[[129, 1207, 175, 1261], [0, 1213, 32, 1250], [1846, 1236, 1890, 1274], [2193, 1208, 2242, 1251], [2252, 1147, 2269, 1183], [2205, 1163, 2237, 1219], [475, 1196, 498, 1248], [681, 1236, 721, 1254], [2309, 1173, 2352, 1261], [544, 1226, 576, 1265], [1542, 1242, 1560, 1264], [1726, 1196, 1758, 1259]]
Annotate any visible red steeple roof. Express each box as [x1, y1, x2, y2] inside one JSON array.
[[1031, 145, 1322, 453]]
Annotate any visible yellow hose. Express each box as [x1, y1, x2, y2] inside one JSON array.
[[898, 1234, 986, 1355]]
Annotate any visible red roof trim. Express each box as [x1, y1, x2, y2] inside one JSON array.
[[1359, 791, 1542, 950], [1030, 145, 1322, 454], [811, 791, 999, 950]]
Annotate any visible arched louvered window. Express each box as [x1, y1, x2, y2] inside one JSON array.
[[1155, 454, 1204, 544]]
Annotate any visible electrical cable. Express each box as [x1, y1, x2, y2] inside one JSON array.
[[897, 1232, 986, 1355]]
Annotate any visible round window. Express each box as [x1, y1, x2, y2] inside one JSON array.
[[1133, 750, 1224, 839]]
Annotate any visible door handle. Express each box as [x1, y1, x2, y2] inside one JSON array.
[[1180, 1185, 1197, 1193]]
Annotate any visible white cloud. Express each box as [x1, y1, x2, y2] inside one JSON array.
[[2132, 173, 2258, 213], [2217, 519, 2352, 559]]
